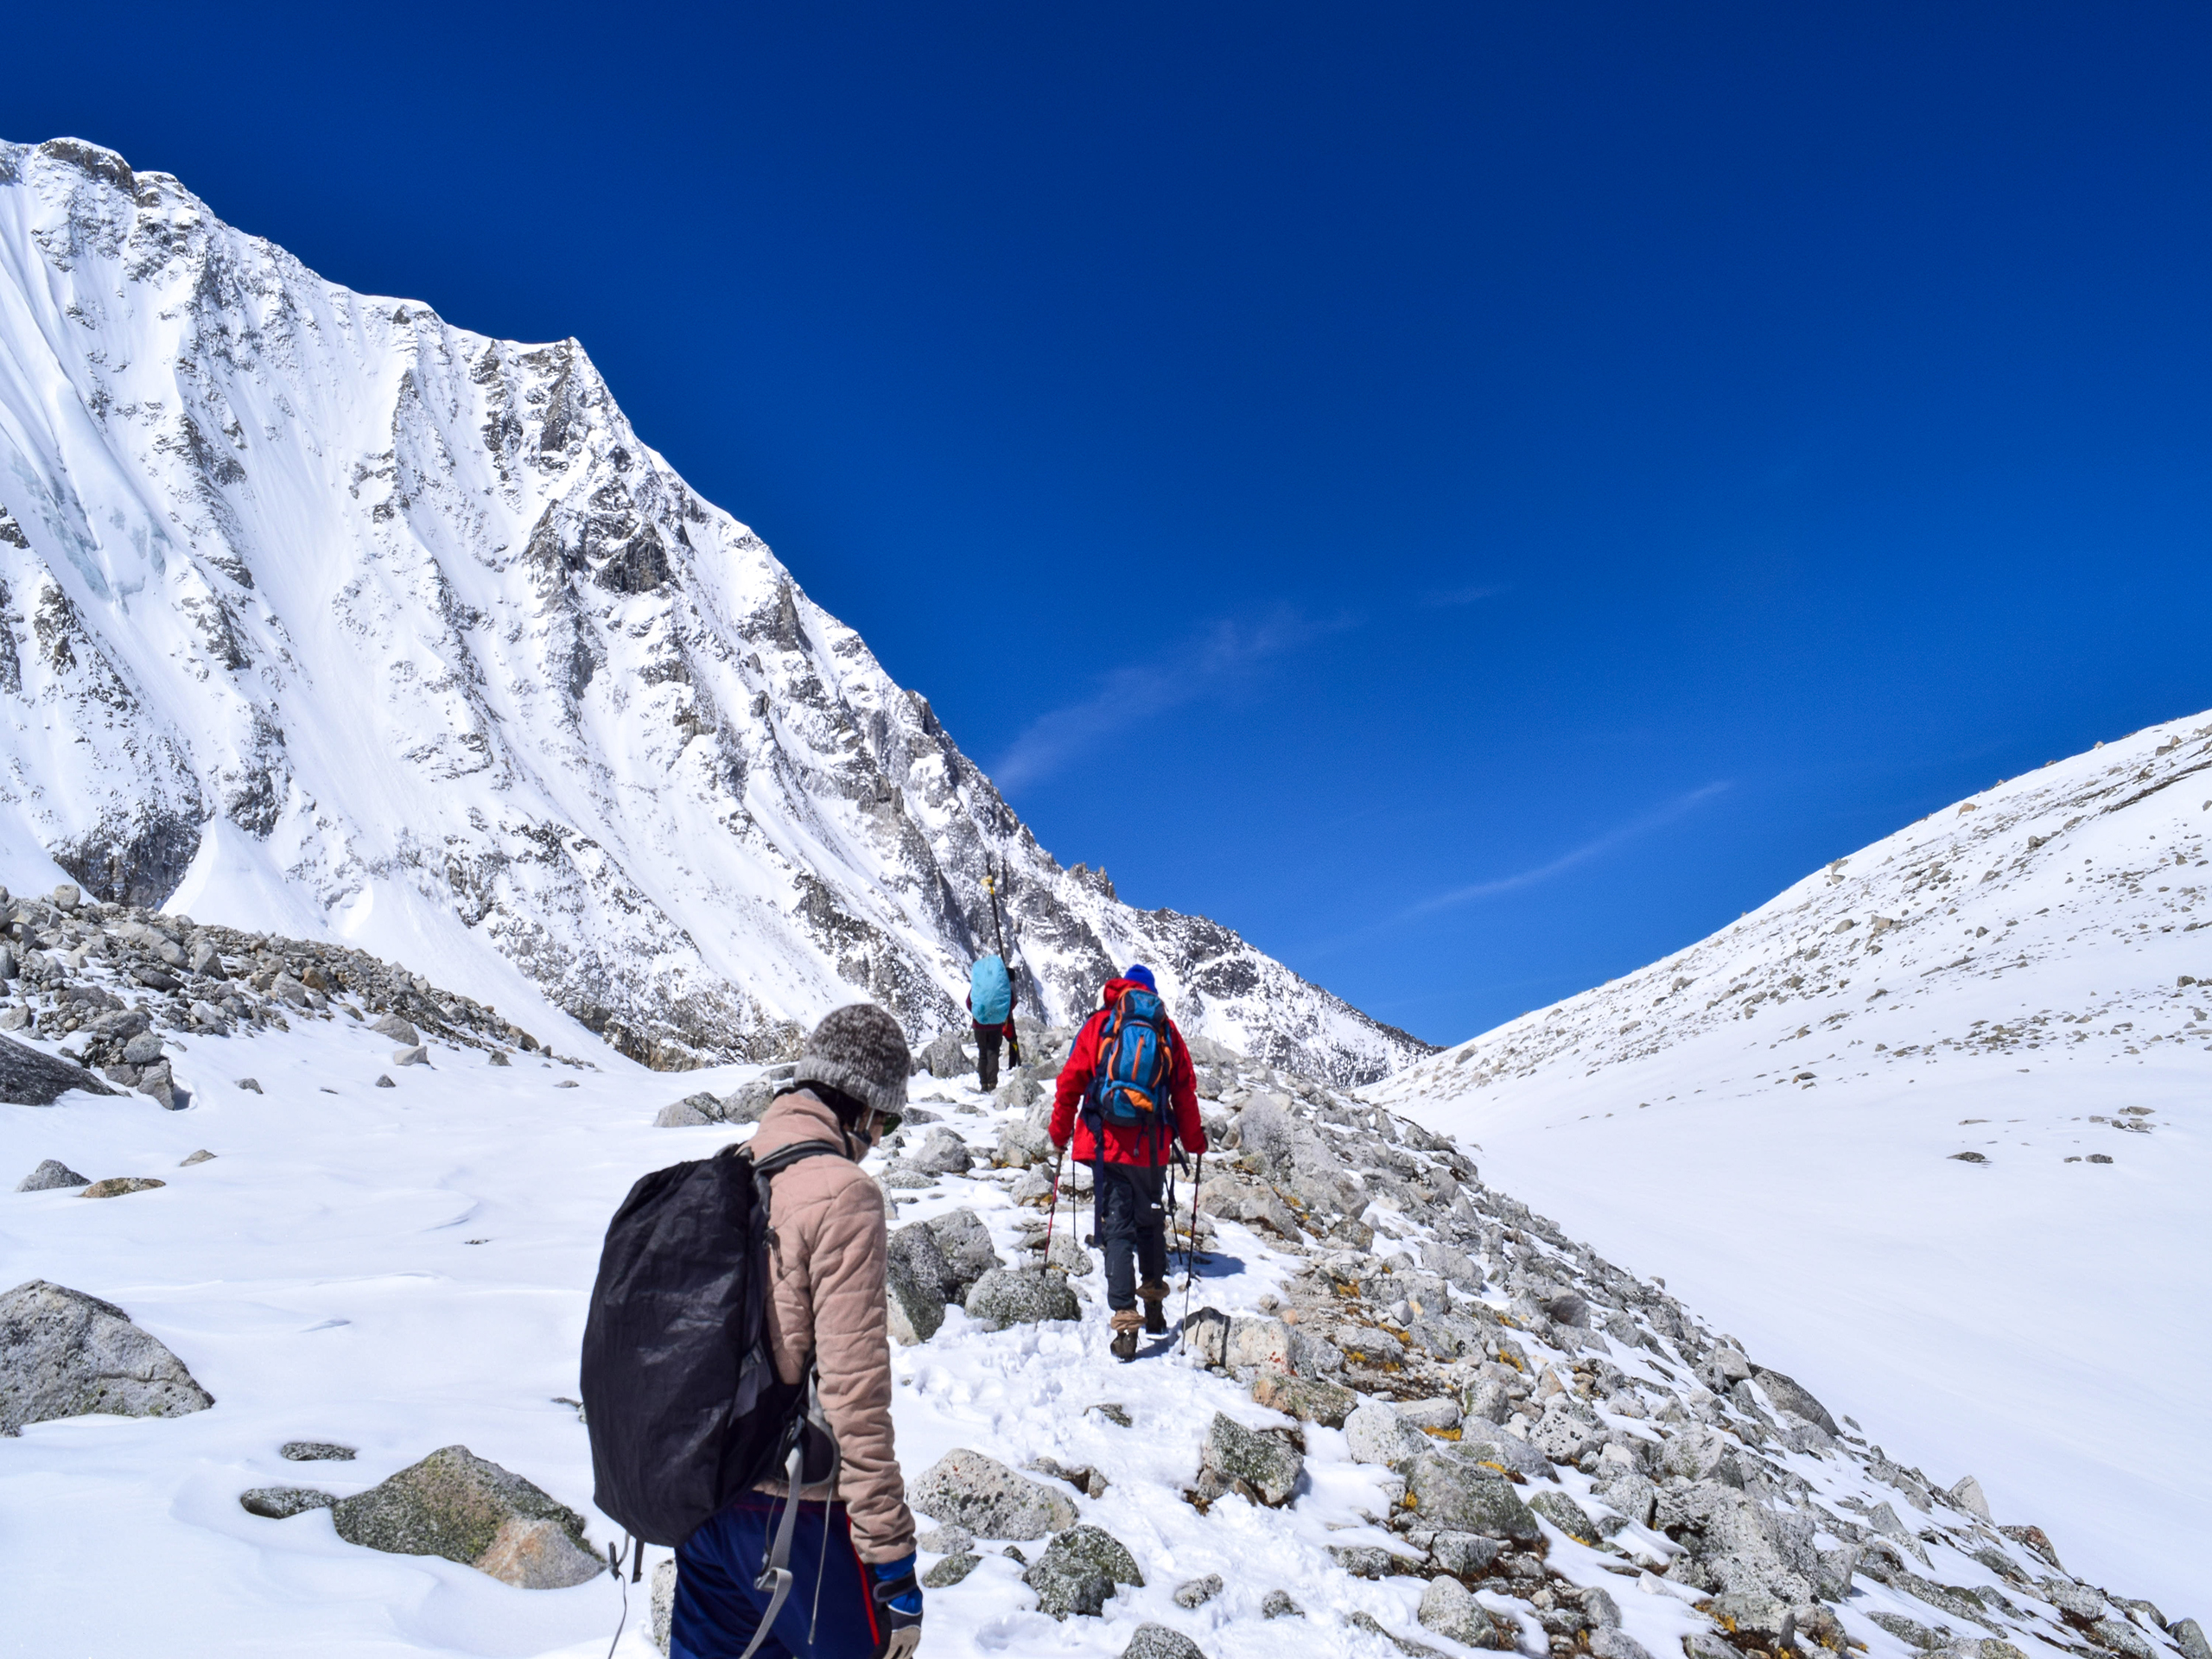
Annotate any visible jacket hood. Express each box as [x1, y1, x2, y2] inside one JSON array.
[[1099, 976, 1152, 1007], [751, 1086, 860, 1163]]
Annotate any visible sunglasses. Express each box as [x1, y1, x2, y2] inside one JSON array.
[[871, 1109, 904, 1137]]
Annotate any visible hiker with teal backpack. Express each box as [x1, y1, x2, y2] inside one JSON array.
[[1048, 964, 1208, 1360], [966, 952, 1017, 1091]]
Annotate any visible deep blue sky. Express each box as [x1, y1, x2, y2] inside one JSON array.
[[14, 3, 2211, 1043]]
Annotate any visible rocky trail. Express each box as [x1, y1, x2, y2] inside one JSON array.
[[5, 939, 2197, 1659]]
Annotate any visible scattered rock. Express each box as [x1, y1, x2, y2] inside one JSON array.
[[282, 1440, 357, 1460], [1528, 1487, 1601, 1544], [654, 1095, 715, 1128], [0, 1279, 215, 1434], [1198, 1411, 1304, 1505], [962, 1268, 1078, 1329], [372, 1013, 420, 1045], [329, 1445, 601, 1588], [1262, 1590, 1304, 1618], [16, 1158, 89, 1191], [1420, 1575, 1508, 1646], [1429, 1530, 1506, 1577], [886, 1220, 957, 1344], [240, 1485, 336, 1518], [1346, 1400, 1428, 1466], [1331, 1542, 1423, 1579], [1173, 1573, 1224, 1609], [178, 1148, 216, 1166], [1700, 1592, 1796, 1649], [925, 1207, 1002, 1292], [0, 1033, 118, 1104], [2170, 1621, 2209, 1659], [923, 1552, 980, 1587], [82, 1177, 165, 1198], [1868, 1611, 1952, 1650], [1250, 1370, 1357, 1427], [1398, 1396, 1463, 1433], [1122, 1624, 1207, 1659], [915, 1522, 972, 1554], [1089, 1402, 1132, 1428], [907, 1449, 1077, 1540], [1949, 1152, 1990, 1165], [1403, 1450, 1541, 1541], [1022, 1522, 1143, 1618], [652, 1558, 676, 1655], [1947, 1474, 1991, 1519], [906, 1125, 976, 1177], [1347, 1608, 1444, 1656], [237, 1077, 262, 1093], [375, 1074, 396, 1089], [1181, 1306, 1230, 1367]]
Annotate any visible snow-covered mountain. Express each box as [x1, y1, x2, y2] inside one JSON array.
[[0, 137, 1427, 1083], [1370, 709, 2212, 1615]]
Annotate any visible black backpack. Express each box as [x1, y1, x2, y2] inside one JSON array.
[[580, 1140, 839, 1548]]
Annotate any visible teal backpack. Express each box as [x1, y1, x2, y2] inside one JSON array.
[[969, 955, 1012, 1025]]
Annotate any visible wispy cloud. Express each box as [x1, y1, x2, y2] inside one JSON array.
[[992, 608, 1355, 791], [1422, 582, 1507, 609], [1401, 782, 1732, 918]]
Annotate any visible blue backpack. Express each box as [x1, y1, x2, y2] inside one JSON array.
[[1086, 987, 1174, 1128], [969, 955, 1012, 1026]]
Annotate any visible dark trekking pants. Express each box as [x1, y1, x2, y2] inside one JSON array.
[[973, 1021, 1001, 1091], [1094, 1160, 1168, 1311], [671, 1492, 880, 1659]]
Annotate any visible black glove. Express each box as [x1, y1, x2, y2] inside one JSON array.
[[871, 1556, 922, 1658]]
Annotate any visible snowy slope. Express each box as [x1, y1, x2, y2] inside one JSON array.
[[0, 137, 1425, 1084], [1371, 709, 2212, 1615], [4, 908, 2193, 1659]]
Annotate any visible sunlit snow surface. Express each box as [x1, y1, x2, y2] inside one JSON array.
[[1375, 709, 2212, 1617]]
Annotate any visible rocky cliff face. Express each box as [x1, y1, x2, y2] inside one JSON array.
[[0, 137, 1427, 1082]]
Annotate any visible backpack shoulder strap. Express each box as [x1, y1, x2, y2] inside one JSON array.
[[750, 1141, 844, 1179]]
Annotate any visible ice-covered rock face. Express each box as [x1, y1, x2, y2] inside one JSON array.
[[0, 138, 1427, 1081]]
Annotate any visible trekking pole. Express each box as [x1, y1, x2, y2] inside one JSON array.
[[1178, 1153, 1204, 1355], [1041, 1147, 1065, 1268]]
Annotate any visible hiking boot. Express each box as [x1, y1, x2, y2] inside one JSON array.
[[1109, 1305, 1142, 1359], [1142, 1300, 1167, 1336]]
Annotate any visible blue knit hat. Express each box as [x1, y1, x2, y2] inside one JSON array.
[[1122, 963, 1156, 990]]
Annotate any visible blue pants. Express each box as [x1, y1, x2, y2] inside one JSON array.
[[671, 1493, 880, 1659]]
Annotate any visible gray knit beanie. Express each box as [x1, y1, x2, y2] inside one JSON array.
[[792, 1003, 911, 1120]]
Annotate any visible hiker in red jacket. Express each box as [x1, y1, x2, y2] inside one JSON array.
[[1050, 964, 1208, 1360]]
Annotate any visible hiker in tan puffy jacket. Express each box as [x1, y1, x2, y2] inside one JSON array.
[[668, 1004, 924, 1659]]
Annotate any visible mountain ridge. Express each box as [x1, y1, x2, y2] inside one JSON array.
[[0, 135, 1428, 1082]]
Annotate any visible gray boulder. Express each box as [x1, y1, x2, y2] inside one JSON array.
[[1654, 1478, 1818, 1603], [654, 1092, 720, 1128], [1429, 1531, 1505, 1576], [907, 1449, 1077, 1540], [1287, 1325, 1345, 1376], [719, 1077, 779, 1123], [921, 1032, 971, 1079], [1346, 1400, 1427, 1466], [241, 1485, 336, 1518], [1591, 1466, 1658, 1529], [1527, 1488, 1600, 1544], [1453, 1422, 1554, 1478], [652, 1558, 677, 1655], [372, 1012, 420, 1045], [1023, 1523, 1143, 1618], [0, 1036, 118, 1104], [925, 1207, 1001, 1293], [2092, 1621, 2159, 1659], [1122, 1624, 1207, 1659], [1751, 1365, 1839, 1435], [1398, 1396, 1462, 1433], [1420, 1575, 1507, 1647], [1249, 1370, 1357, 1427], [963, 1268, 1078, 1329], [281, 1440, 357, 1460], [16, 1159, 89, 1192], [922, 1553, 981, 1586], [330, 1445, 602, 1589], [1173, 1573, 1224, 1608], [907, 1127, 975, 1177], [1330, 1543, 1423, 1580], [0, 1280, 214, 1434], [1181, 1306, 1230, 1367], [1701, 1592, 1796, 1649], [2170, 1622, 2209, 1659], [1198, 1411, 1303, 1505], [886, 1221, 957, 1344], [1225, 1314, 1292, 1370], [1403, 1450, 1541, 1541]]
